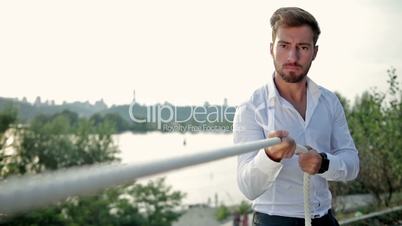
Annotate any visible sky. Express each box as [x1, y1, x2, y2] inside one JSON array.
[[1, 0, 401, 106]]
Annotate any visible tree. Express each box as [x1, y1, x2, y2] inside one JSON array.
[[1, 112, 185, 226], [348, 68, 402, 206], [1, 114, 118, 176], [237, 200, 251, 215], [215, 204, 230, 221], [329, 68, 402, 209], [0, 107, 18, 178], [90, 113, 130, 132], [0, 107, 17, 134], [6, 179, 184, 226], [115, 178, 185, 226]]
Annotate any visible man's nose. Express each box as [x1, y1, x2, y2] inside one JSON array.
[[287, 47, 299, 63]]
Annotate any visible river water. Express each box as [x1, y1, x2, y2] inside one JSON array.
[[115, 132, 244, 206]]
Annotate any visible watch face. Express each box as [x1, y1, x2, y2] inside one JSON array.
[[323, 158, 329, 171], [319, 153, 329, 174]]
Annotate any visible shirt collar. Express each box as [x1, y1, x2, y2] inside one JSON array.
[[306, 77, 321, 107], [266, 73, 321, 106], [266, 73, 281, 107]]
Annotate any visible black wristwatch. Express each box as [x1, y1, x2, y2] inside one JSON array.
[[318, 152, 329, 174]]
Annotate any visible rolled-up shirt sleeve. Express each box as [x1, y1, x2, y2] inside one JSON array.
[[321, 97, 360, 181], [233, 102, 283, 200]]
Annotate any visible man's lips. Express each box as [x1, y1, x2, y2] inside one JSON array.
[[283, 64, 301, 70]]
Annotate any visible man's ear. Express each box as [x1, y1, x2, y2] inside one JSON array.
[[270, 43, 273, 56], [312, 45, 319, 60]]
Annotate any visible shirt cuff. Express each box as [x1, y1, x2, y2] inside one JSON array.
[[320, 152, 346, 180], [254, 149, 283, 176]]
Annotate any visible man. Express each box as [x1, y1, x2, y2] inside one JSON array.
[[233, 7, 359, 226]]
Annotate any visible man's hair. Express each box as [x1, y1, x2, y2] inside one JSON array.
[[270, 7, 321, 44]]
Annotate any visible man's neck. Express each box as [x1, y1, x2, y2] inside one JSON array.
[[273, 73, 308, 120], [273, 73, 308, 103]]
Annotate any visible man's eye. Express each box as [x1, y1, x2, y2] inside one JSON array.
[[279, 44, 287, 48], [301, 46, 309, 50]]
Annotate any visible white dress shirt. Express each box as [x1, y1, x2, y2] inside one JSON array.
[[233, 75, 359, 219]]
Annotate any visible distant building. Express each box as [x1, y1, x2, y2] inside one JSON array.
[[34, 96, 42, 106], [94, 99, 108, 110]]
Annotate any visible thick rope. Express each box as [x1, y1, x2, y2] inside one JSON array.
[[0, 138, 282, 215], [295, 144, 311, 226], [303, 173, 311, 226], [0, 138, 313, 226]]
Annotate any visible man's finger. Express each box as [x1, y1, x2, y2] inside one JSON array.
[[268, 142, 289, 152], [268, 130, 289, 138], [266, 137, 295, 155], [283, 150, 294, 159]]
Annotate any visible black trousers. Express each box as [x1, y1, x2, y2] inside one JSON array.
[[252, 210, 340, 226]]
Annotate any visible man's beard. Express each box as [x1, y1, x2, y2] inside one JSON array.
[[274, 62, 312, 83]]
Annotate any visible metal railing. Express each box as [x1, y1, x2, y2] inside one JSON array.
[[339, 205, 402, 225]]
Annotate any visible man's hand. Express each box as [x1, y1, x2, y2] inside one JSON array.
[[298, 149, 322, 175], [264, 130, 296, 162]]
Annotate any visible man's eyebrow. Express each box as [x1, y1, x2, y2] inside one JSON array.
[[298, 42, 313, 46], [277, 41, 313, 46]]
